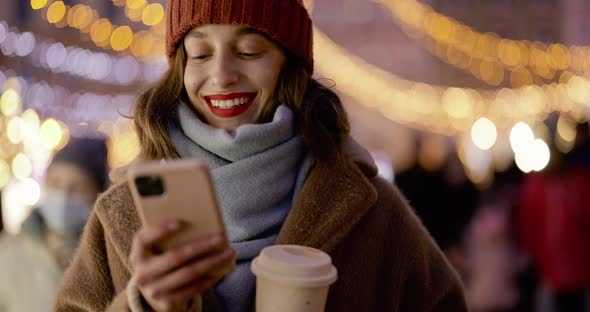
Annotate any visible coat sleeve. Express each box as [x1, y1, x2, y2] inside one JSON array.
[[386, 185, 468, 312], [53, 199, 203, 312], [53, 210, 135, 311]]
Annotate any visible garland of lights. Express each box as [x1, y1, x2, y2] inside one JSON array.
[[0, 21, 167, 87], [373, 0, 590, 87], [30, 0, 165, 58]]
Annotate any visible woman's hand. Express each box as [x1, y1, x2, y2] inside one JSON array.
[[130, 220, 235, 312]]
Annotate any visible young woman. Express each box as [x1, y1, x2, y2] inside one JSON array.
[[55, 1, 467, 311]]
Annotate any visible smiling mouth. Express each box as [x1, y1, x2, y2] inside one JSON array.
[[203, 92, 257, 118]]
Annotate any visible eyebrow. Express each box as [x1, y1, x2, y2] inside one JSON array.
[[186, 27, 264, 39]]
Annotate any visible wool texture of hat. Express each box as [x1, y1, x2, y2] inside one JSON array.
[[166, 0, 313, 72]]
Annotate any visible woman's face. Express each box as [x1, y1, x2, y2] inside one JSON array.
[[183, 24, 286, 131]]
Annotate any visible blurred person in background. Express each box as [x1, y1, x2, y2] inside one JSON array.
[[396, 148, 479, 278], [0, 137, 108, 312], [465, 183, 528, 312], [517, 131, 590, 312]]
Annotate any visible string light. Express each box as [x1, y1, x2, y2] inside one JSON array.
[[2, 20, 168, 86], [374, 0, 590, 87], [31, 2, 165, 58]]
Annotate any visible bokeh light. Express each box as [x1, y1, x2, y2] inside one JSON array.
[[11, 153, 32, 180], [471, 117, 497, 150], [39, 118, 64, 150], [0, 160, 10, 189], [510, 122, 534, 154], [1, 89, 21, 116], [127, 0, 147, 9], [47, 1, 66, 24], [442, 88, 473, 119], [110, 26, 133, 51], [556, 115, 576, 153], [6, 117, 23, 144], [20, 109, 40, 140], [20, 178, 41, 206], [142, 3, 164, 26], [15, 32, 35, 57], [31, 0, 49, 10], [90, 19, 113, 45]]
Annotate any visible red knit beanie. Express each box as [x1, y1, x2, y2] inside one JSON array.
[[166, 0, 313, 72]]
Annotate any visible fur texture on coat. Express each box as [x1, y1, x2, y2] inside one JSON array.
[[54, 140, 467, 311]]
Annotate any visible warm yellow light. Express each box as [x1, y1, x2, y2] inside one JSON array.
[[126, 6, 144, 22], [142, 3, 164, 26], [108, 131, 141, 168], [12, 153, 32, 180], [55, 121, 70, 151], [21, 178, 41, 206], [0, 160, 10, 189], [548, 44, 570, 70], [471, 117, 497, 150], [90, 19, 113, 44], [557, 115, 576, 143], [1, 89, 21, 116], [20, 109, 40, 139], [518, 86, 546, 115], [442, 88, 472, 119], [498, 40, 521, 67], [47, 1, 66, 24], [131, 31, 156, 57], [7, 117, 23, 144], [71, 5, 93, 29], [510, 66, 533, 87], [31, 0, 48, 10], [39, 118, 63, 150], [531, 139, 551, 171], [510, 122, 534, 154], [566, 76, 590, 104], [514, 148, 533, 173], [428, 14, 452, 42], [127, 0, 146, 9], [111, 26, 133, 51]]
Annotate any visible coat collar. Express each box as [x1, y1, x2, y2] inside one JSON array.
[[276, 139, 379, 253]]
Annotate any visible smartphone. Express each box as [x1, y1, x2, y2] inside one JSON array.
[[127, 159, 235, 276]]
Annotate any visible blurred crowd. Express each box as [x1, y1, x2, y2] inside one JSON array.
[[396, 121, 590, 312]]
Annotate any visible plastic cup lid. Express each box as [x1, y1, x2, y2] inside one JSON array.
[[251, 245, 337, 288]]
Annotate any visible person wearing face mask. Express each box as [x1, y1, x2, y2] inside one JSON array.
[[0, 137, 108, 312]]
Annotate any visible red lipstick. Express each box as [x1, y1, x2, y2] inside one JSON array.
[[203, 92, 257, 118]]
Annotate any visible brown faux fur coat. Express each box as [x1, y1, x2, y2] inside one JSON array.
[[54, 141, 467, 311]]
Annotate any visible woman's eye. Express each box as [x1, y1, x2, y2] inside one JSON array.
[[238, 52, 261, 58], [191, 55, 210, 61]]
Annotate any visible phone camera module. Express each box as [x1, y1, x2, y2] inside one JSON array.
[[135, 176, 165, 197]]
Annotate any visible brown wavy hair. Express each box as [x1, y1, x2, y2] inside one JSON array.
[[133, 41, 350, 161]]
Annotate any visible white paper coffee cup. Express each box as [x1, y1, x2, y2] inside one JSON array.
[[251, 245, 337, 312]]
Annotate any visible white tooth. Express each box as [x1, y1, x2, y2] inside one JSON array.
[[220, 100, 227, 108], [212, 100, 220, 107], [240, 98, 246, 104], [223, 100, 232, 108], [234, 99, 240, 106]]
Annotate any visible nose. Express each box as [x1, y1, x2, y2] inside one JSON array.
[[210, 52, 239, 88]]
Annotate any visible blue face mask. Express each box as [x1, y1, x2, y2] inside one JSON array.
[[37, 190, 93, 236]]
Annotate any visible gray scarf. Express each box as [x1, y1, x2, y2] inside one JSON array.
[[169, 103, 313, 312]]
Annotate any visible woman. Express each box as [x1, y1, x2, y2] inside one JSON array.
[[55, 0, 467, 311]]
